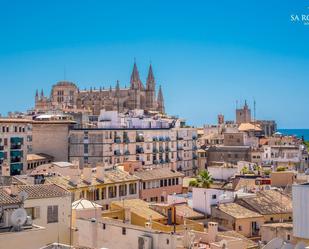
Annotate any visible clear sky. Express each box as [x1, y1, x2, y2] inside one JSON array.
[[0, 0, 308, 128]]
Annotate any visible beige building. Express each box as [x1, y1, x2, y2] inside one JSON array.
[[211, 202, 264, 238], [32, 119, 75, 161], [0, 118, 32, 176], [46, 164, 140, 210], [35, 63, 165, 115], [26, 153, 53, 171], [132, 167, 184, 202], [69, 127, 198, 176], [0, 183, 71, 249]]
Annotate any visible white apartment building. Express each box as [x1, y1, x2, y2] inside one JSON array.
[[0, 118, 32, 176]]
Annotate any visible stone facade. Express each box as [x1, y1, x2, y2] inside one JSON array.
[[35, 63, 165, 115]]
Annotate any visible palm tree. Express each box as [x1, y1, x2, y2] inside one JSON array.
[[189, 170, 213, 188]]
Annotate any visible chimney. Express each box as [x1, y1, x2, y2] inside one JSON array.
[[1, 161, 10, 176], [208, 222, 218, 243], [70, 165, 81, 186], [83, 165, 93, 184], [96, 163, 105, 182]]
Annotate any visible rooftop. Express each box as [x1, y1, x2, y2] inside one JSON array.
[[0, 188, 21, 205], [133, 168, 184, 181], [26, 153, 53, 162], [17, 184, 70, 199], [111, 199, 165, 220], [238, 123, 262, 132], [46, 168, 139, 189], [237, 190, 292, 215], [217, 203, 263, 219]]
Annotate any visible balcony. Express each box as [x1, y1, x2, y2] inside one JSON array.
[[11, 157, 22, 163], [165, 147, 170, 152], [10, 137, 23, 144], [11, 144, 22, 150], [192, 135, 197, 140], [165, 137, 171, 141], [177, 156, 183, 161], [159, 147, 164, 153], [152, 137, 158, 142], [153, 159, 159, 164], [0, 145, 4, 151], [136, 147, 144, 154], [177, 136, 184, 140], [123, 137, 130, 144], [10, 163, 23, 175], [177, 146, 183, 150], [114, 137, 121, 144], [0, 151, 4, 159], [193, 154, 198, 160], [10, 150, 23, 157], [165, 158, 171, 163], [177, 166, 182, 171], [159, 136, 164, 142], [114, 150, 121, 156], [153, 148, 158, 153], [124, 150, 130, 156], [160, 159, 165, 164], [193, 145, 198, 150]]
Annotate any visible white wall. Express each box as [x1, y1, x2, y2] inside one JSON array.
[[76, 218, 183, 249], [192, 188, 234, 215], [293, 184, 309, 239], [207, 166, 238, 181]]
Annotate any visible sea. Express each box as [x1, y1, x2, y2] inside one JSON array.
[[278, 129, 309, 141]]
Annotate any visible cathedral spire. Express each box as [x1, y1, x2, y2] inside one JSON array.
[[146, 64, 155, 90], [130, 62, 144, 90], [40, 89, 44, 98], [157, 85, 165, 113]]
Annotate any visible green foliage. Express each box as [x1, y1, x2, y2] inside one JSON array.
[[264, 169, 271, 176], [304, 141, 309, 151], [276, 166, 286, 172], [189, 170, 213, 188]]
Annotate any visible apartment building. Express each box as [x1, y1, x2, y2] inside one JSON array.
[[133, 168, 184, 202], [69, 110, 198, 176], [0, 118, 32, 176]]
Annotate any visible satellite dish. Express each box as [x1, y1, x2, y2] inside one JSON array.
[[18, 191, 28, 203], [10, 208, 27, 228]]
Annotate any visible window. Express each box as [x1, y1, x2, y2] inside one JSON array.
[[168, 179, 171, 186], [287, 234, 290, 241], [161, 196, 165, 202], [101, 188, 106, 199], [176, 178, 179, 185], [129, 183, 137, 195], [238, 225, 242, 231], [108, 186, 117, 198], [212, 194, 217, 199], [270, 217, 274, 222], [160, 180, 163, 187], [102, 223, 106, 230], [47, 205, 58, 223], [164, 179, 167, 186], [166, 239, 169, 245], [119, 184, 127, 197], [122, 227, 126, 235]]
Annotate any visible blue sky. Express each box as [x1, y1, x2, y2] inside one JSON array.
[[0, 0, 308, 128]]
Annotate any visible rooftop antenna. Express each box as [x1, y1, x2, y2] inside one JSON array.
[[253, 98, 256, 123]]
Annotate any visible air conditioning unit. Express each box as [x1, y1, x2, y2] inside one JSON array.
[[138, 235, 152, 249]]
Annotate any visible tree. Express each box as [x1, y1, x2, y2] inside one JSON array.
[[276, 166, 286, 172], [189, 170, 213, 188]]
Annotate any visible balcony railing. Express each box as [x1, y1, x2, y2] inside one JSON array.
[[114, 137, 121, 143]]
